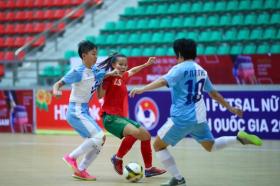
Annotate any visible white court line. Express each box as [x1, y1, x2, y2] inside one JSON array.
[[0, 141, 280, 152]]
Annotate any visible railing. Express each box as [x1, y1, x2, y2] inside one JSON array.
[[0, 59, 68, 88]]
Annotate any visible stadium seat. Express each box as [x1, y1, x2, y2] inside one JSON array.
[[104, 22, 115, 31], [224, 29, 237, 41], [162, 32, 176, 43], [239, 0, 251, 10], [263, 28, 277, 39], [237, 29, 250, 40], [142, 47, 155, 56], [151, 33, 164, 43], [244, 13, 257, 25], [145, 5, 157, 15], [168, 4, 180, 14], [179, 3, 191, 13], [197, 45, 204, 55], [116, 34, 129, 44], [257, 13, 270, 25], [130, 48, 142, 56], [183, 17, 195, 27], [195, 16, 207, 27], [227, 1, 239, 11], [160, 18, 172, 28], [204, 46, 217, 55], [202, 2, 215, 12], [85, 36, 95, 44], [137, 19, 149, 30], [154, 47, 167, 56], [171, 17, 183, 28], [191, 2, 203, 12], [140, 33, 152, 43], [127, 34, 139, 44], [156, 4, 169, 14], [243, 44, 257, 54], [271, 44, 280, 53], [219, 14, 232, 26], [271, 13, 280, 24], [230, 45, 242, 54], [250, 28, 263, 40], [124, 7, 135, 16], [126, 20, 137, 30], [217, 44, 231, 55], [215, 1, 226, 11], [257, 43, 270, 54], [231, 14, 244, 26], [207, 15, 219, 27], [251, 0, 263, 10], [119, 48, 131, 56]]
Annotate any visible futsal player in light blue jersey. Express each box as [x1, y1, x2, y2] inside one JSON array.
[[53, 41, 117, 181], [130, 39, 262, 186]]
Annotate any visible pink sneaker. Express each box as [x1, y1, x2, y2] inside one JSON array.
[[72, 170, 97, 181], [62, 154, 79, 173]]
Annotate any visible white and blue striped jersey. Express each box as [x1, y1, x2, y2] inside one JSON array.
[[162, 60, 215, 126], [62, 64, 99, 103]]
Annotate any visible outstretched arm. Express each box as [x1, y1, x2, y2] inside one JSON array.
[[52, 79, 65, 97], [208, 90, 243, 117], [128, 57, 156, 77], [129, 78, 167, 97]]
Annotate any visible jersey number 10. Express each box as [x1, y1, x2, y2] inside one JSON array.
[[185, 79, 205, 105]]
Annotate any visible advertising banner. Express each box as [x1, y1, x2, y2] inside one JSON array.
[[0, 90, 34, 133], [127, 54, 280, 85], [36, 90, 104, 130], [129, 91, 280, 140]]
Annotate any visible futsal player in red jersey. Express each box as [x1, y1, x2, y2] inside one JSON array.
[[97, 53, 166, 177]]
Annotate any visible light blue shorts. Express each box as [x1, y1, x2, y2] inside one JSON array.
[[66, 102, 102, 138], [157, 117, 214, 146]]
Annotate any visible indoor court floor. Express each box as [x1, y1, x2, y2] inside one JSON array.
[[0, 133, 279, 186]]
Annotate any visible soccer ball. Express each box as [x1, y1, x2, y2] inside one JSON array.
[[123, 162, 143, 183]]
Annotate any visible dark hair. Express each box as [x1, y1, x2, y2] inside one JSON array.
[[173, 38, 197, 60], [78, 40, 97, 59], [98, 52, 126, 71]]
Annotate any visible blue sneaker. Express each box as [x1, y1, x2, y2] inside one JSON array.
[[111, 154, 123, 175]]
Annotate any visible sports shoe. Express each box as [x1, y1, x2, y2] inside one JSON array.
[[111, 154, 123, 175], [63, 154, 79, 173], [145, 167, 166, 177], [72, 170, 96, 181], [237, 131, 262, 146], [160, 177, 186, 186]]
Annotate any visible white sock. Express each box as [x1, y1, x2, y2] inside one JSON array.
[[211, 136, 238, 151], [156, 149, 183, 180], [78, 148, 99, 171], [69, 138, 96, 159]]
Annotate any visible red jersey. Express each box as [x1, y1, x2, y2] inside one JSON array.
[[101, 71, 129, 117]]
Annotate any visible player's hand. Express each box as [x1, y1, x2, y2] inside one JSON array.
[[129, 88, 144, 97], [229, 107, 243, 117], [52, 88, 62, 98], [145, 57, 156, 66], [107, 69, 121, 77]]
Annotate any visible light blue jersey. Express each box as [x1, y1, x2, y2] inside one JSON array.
[[62, 64, 105, 138], [158, 60, 215, 145], [162, 60, 215, 125]]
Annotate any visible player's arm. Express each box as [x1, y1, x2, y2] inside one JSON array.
[[129, 78, 167, 97], [127, 57, 156, 77], [208, 90, 243, 117], [52, 79, 65, 97], [96, 85, 106, 99]]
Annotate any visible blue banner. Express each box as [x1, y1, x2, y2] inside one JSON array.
[[128, 91, 280, 140]]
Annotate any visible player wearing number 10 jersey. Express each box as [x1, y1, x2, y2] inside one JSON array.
[[129, 38, 263, 186]]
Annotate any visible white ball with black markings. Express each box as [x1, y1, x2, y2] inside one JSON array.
[[123, 162, 143, 182]]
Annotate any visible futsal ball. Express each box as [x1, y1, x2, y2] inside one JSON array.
[[123, 162, 144, 183]]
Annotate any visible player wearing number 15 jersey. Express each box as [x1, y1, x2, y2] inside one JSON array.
[[130, 38, 263, 186]]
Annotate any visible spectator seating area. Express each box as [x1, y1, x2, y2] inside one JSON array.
[[0, 0, 102, 79], [64, 0, 280, 57]]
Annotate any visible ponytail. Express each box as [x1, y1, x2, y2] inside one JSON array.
[[98, 52, 126, 71]]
